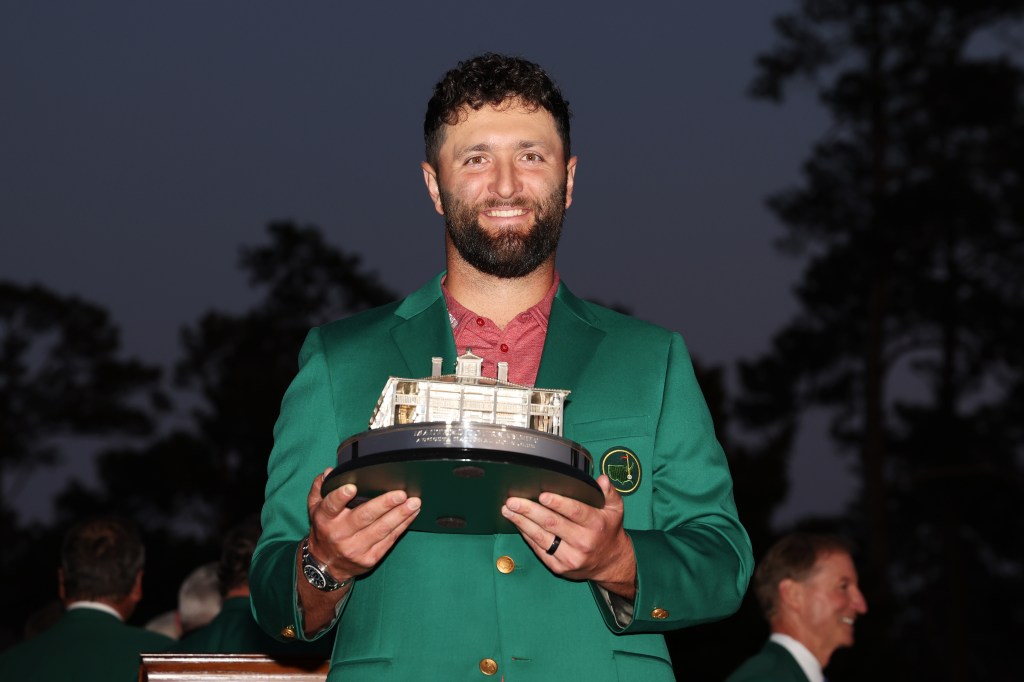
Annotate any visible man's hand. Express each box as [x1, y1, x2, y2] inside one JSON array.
[[298, 469, 421, 634], [501, 475, 636, 600], [307, 468, 421, 581]]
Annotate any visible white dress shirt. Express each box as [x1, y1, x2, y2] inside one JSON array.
[[770, 632, 824, 682]]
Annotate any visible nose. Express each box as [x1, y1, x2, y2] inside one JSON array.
[[489, 158, 522, 199], [852, 586, 868, 614]]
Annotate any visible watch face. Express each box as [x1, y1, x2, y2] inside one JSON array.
[[303, 564, 327, 590]]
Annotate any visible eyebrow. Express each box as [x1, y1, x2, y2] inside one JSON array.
[[455, 140, 550, 157]]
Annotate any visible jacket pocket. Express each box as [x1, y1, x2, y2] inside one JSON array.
[[570, 415, 650, 443], [610, 649, 675, 681]]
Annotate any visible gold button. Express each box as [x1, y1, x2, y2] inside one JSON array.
[[479, 658, 498, 676], [496, 555, 515, 574], [280, 625, 297, 639], [651, 608, 669, 620]]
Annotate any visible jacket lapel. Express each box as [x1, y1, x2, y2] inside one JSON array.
[[536, 283, 605, 393], [390, 274, 458, 378]]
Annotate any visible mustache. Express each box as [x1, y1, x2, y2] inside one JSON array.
[[480, 198, 530, 210]]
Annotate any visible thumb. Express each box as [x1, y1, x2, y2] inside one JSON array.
[[597, 475, 624, 511]]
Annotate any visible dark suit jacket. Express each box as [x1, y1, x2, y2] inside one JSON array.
[[251, 275, 753, 681], [725, 640, 810, 682], [174, 596, 331, 657], [0, 606, 173, 682]]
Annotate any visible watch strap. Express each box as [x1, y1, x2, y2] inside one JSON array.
[[301, 536, 351, 592]]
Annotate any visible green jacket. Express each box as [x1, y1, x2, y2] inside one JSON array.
[[725, 641, 811, 682], [251, 275, 753, 681], [0, 606, 173, 682], [174, 596, 331, 658]]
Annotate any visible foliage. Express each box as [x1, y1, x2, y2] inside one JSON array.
[[0, 281, 164, 646], [744, 1, 1024, 679], [56, 222, 397, 545]]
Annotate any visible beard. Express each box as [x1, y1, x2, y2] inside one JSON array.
[[440, 181, 567, 279]]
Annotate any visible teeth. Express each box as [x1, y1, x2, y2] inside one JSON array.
[[488, 209, 526, 217], [841, 617, 855, 625]]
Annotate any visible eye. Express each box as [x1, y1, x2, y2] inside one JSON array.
[[522, 152, 543, 163], [464, 155, 486, 166]]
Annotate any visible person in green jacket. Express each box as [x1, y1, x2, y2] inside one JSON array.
[[726, 533, 868, 682], [251, 52, 754, 681], [0, 516, 173, 682], [175, 518, 330, 658]]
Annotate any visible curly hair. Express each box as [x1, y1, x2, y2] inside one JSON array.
[[753, 532, 855, 620], [424, 53, 572, 167], [60, 516, 145, 601]]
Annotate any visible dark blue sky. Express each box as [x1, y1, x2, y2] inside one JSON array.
[[1, 2, 854, 526]]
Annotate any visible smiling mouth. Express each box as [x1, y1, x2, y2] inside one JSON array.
[[840, 616, 856, 625], [484, 208, 528, 218]]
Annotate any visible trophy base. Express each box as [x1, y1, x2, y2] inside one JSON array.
[[321, 422, 601, 534]]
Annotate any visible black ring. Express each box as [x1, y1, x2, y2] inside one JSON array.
[[546, 535, 562, 556]]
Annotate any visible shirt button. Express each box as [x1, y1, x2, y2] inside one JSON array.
[[479, 658, 498, 676], [651, 608, 670, 619], [280, 625, 297, 639], [496, 556, 515, 574], [476, 317, 485, 326], [500, 343, 509, 353]]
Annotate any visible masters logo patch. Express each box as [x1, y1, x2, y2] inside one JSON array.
[[601, 447, 641, 495]]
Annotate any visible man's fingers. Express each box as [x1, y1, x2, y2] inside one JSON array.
[[363, 498, 422, 554], [347, 489, 412, 527], [334, 496, 422, 572], [307, 469, 332, 510], [320, 482, 359, 517], [538, 490, 590, 524]]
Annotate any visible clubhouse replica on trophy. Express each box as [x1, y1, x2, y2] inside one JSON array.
[[321, 351, 602, 533]]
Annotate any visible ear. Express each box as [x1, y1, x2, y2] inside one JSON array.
[[130, 570, 144, 603], [421, 162, 445, 216], [778, 578, 803, 612], [564, 156, 578, 209]]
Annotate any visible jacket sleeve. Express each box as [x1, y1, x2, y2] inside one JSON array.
[[250, 328, 349, 641], [591, 333, 754, 634]]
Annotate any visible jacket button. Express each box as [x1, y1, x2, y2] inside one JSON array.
[[479, 658, 498, 676], [280, 625, 297, 639], [496, 556, 515, 574], [651, 608, 669, 619]]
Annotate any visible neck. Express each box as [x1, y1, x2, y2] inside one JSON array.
[[773, 622, 831, 668], [224, 584, 250, 599], [444, 245, 555, 328], [66, 596, 134, 621]]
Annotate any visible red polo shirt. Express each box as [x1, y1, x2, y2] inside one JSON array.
[[441, 273, 559, 387]]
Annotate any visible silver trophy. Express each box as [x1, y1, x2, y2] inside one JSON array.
[[321, 351, 602, 533]]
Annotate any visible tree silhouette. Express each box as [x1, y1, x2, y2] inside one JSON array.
[[52, 223, 399, 622], [0, 281, 164, 646], [745, 2, 1024, 680]]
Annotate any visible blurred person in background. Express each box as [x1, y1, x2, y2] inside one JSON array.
[[726, 532, 868, 682], [0, 516, 173, 682]]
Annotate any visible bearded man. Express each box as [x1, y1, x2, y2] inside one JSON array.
[[251, 53, 753, 682]]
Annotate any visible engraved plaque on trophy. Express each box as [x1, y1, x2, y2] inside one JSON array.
[[321, 351, 602, 534]]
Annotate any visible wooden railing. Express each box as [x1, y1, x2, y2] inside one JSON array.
[[139, 653, 329, 681]]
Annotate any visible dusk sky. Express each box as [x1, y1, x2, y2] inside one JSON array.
[[2, 2, 854, 526]]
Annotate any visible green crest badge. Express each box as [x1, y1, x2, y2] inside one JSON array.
[[601, 447, 641, 495]]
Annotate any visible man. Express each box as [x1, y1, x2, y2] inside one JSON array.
[[251, 53, 753, 681], [176, 519, 330, 657], [143, 561, 221, 640], [0, 516, 173, 682], [726, 533, 868, 682]]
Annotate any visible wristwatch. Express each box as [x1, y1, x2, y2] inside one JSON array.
[[300, 536, 350, 592]]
